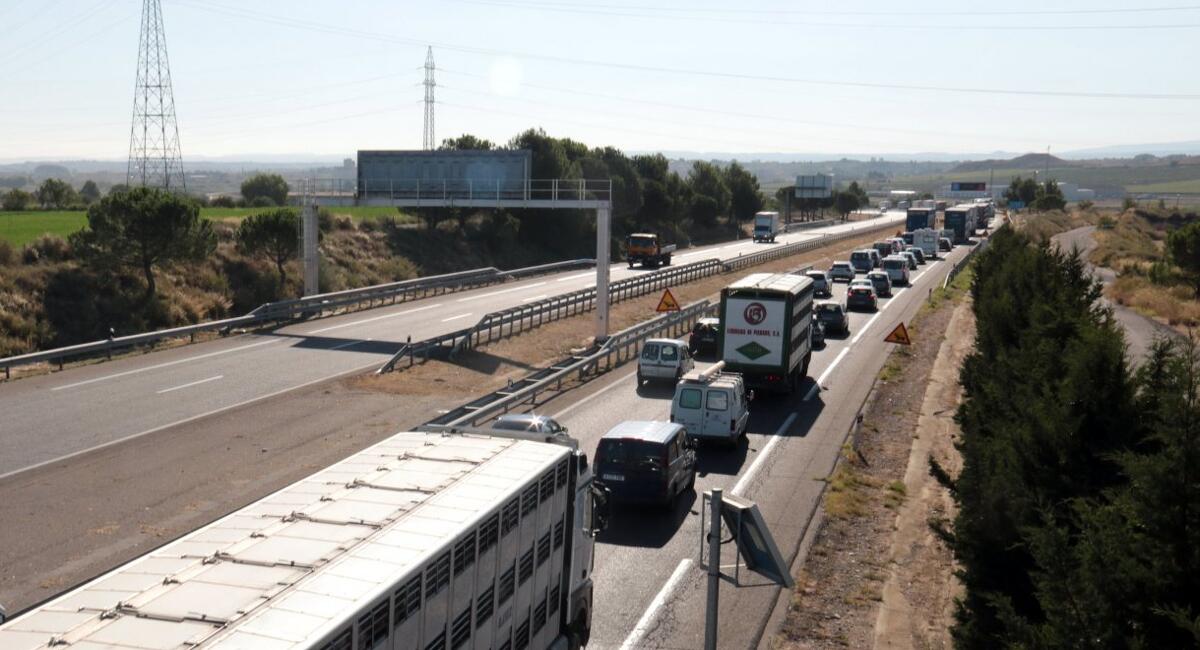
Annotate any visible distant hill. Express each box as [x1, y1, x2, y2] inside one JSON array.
[[1063, 140, 1200, 159], [950, 153, 1073, 173]]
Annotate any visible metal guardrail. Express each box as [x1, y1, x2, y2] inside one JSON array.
[[379, 217, 905, 374], [425, 300, 718, 427], [941, 228, 997, 290], [0, 259, 594, 379]]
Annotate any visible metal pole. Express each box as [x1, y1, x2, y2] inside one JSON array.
[[302, 193, 319, 297], [595, 204, 611, 342], [705, 488, 723, 650]]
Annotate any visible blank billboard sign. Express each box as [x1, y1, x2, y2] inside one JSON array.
[[357, 149, 532, 198], [795, 174, 833, 199], [951, 182, 987, 192]]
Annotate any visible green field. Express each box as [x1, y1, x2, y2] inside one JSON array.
[[0, 206, 415, 246], [0, 211, 88, 246]]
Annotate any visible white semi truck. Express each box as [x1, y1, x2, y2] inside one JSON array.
[[0, 427, 609, 650], [911, 228, 940, 259], [719, 272, 815, 394]]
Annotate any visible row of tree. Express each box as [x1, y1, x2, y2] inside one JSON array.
[[2, 178, 102, 210], [0, 173, 292, 211], [948, 228, 1199, 647], [430, 130, 772, 254], [68, 187, 298, 303], [1003, 176, 1066, 212]]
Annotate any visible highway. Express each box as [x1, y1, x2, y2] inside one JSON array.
[[0, 214, 903, 479], [522, 240, 976, 649]]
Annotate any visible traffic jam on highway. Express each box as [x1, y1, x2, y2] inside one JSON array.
[[0, 205, 996, 650]]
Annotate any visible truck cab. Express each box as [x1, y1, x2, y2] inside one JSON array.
[[670, 363, 751, 444]]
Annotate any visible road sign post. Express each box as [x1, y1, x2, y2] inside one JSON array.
[[704, 488, 722, 650], [596, 205, 611, 342]]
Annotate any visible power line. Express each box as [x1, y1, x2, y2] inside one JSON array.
[[443, 0, 1200, 17], [447, 0, 1200, 29], [172, 0, 1200, 101]]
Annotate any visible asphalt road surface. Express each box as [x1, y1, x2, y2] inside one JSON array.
[[516, 241, 977, 649], [0, 215, 904, 479], [1052, 225, 1178, 362]]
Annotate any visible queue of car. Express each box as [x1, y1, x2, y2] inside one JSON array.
[[512, 233, 969, 511]]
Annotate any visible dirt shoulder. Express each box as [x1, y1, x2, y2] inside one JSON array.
[[774, 271, 974, 649]]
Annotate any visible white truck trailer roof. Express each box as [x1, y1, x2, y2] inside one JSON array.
[[726, 272, 810, 295], [0, 432, 570, 650]]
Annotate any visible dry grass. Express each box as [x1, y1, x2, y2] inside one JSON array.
[[1107, 276, 1200, 328], [1091, 210, 1165, 271], [1012, 208, 1100, 244], [824, 445, 880, 519]]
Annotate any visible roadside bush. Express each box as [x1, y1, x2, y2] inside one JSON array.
[[21, 235, 72, 264], [210, 195, 237, 208], [0, 240, 14, 266], [1077, 200, 1095, 211], [249, 196, 277, 208], [222, 257, 281, 313], [318, 208, 334, 233]]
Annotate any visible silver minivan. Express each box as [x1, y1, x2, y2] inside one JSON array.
[[637, 338, 695, 385], [670, 365, 750, 444], [882, 255, 911, 286]]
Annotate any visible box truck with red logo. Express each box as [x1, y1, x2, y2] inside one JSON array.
[[718, 272, 815, 394]]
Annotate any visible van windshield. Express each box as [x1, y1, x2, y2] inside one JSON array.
[[628, 236, 655, 248], [597, 439, 662, 469], [884, 260, 904, 269]]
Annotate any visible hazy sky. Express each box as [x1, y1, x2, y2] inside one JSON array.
[[3, 0, 1198, 160]]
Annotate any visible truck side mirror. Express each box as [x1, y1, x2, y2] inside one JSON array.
[[590, 485, 610, 535]]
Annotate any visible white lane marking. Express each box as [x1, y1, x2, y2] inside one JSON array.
[[51, 338, 280, 391], [156, 375, 223, 394], [556, 272, 593, 282], [456, 282, 546, 302], [816, 348, 850, 386], [307, 303, 443, 335], [880, 297, 896, 311], [851, 312, 884, 344], [328, 338, 372, 351], [441, 312, 474, 323], [619, 558, 695, 650], [732, 412, 799, 496], [553, 371, 637, 418], [802, 382, 821, 402], [0, 358, 384, 482], [521, 294, 548, 303]]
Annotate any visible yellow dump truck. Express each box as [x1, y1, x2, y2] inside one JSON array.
[[626, 232, 676, 268]]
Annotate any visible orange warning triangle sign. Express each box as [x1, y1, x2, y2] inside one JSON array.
[[884, 322, 912, 345], [656, 288, 681, 312]]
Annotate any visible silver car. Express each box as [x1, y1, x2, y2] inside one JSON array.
[[493, 414, 569, 434], [828, 261, 856, 282], [901, 251, 919, 270], [805, 270, 832, 297]]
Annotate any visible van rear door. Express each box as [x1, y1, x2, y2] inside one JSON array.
[[672, 385, 703, 436], [702, 388, 731, 438]]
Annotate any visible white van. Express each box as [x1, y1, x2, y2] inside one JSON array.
[[670, 363, 751, 443], [882, 255, 911, 286], [637, 338, 694, 384]]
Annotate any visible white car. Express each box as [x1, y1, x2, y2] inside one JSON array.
[[637, 338, 694, 385]]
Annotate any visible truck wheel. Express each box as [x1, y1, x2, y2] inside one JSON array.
[[636, 371, 644, 386], [568, 611, 591, 650], [664, 255, 672, 266], [686, 471, 696, 490]]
